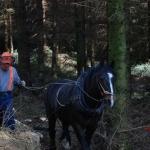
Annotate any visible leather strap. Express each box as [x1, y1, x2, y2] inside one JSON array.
[[8, 66, 13, 91]]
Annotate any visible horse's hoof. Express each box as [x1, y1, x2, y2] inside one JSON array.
[[62, 142, 70, 149], [61, 138, 71, 149]]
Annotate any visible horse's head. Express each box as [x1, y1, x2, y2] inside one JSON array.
[[95, 61, 116, 107]]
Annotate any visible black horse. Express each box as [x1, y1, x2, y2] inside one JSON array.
[[44, 61, 116, 150]]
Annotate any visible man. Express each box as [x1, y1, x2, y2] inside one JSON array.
[[0, 52, 25, 131]]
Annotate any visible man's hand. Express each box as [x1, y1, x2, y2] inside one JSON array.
[[21, 80, 26, 87]]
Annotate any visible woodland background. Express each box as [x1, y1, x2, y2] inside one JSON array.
[[1, 0, 149, 83], [0, 0, 150, 150]]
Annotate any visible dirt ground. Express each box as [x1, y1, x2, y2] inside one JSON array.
[[12, 75, 150, 150], [12, 87, 50, 150], [130, 75, 150, 150]]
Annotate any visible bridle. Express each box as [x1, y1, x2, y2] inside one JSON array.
[[98, 81, 115, 95], [96, 77, 116, 100]]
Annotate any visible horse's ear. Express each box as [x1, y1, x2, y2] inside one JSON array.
[[99, 61, 104, 68], [110, 60, 115, 69]]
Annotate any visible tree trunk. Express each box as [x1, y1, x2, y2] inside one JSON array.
[[148, 0, 150, 59], [36, 0, 45, 85], [75, 0, 86, 76], [91, 42, 95, 66], [9, 11, 14, 54], [51, 0, 58, 79], [4, 13, 9, 51], [108, 0, 131, 149], [15, 0, 30, 83], [87, 1, 95, 67], [42, 0, 47, 51]]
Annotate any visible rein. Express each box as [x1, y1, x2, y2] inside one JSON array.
[[76, 82, 104, 102], [96, 78, 115, 96], [22, 82, 77, 90], [98, 82, 115, 95], [22, 81, 105, 102], [27, 80, 106, 129]]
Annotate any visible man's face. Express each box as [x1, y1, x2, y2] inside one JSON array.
[[1, 63, 10, 71]]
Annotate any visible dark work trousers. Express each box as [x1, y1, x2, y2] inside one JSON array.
[[0, 93, 15, 130]]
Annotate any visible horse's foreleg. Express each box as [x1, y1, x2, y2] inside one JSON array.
[[48, 115, 56, 150], [59, 123, 71, 149], [85, 125, 97, 146], [72, 124, 90, 150]]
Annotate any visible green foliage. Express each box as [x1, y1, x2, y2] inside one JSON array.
[[131, 63, 150, 77]]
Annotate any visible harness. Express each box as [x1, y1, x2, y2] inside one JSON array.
[[8, 66, 13, 91], [54, 72, 115, 117], [72, 75, 105, 116], [56, 84, 66, 106]]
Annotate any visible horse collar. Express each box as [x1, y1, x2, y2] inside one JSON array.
[[73, 75, 104, 116]]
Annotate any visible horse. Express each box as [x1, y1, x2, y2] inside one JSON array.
[[44, 61, 116, 150]]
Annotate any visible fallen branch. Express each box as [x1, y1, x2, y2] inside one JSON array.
[[117, 126, 148, 133]]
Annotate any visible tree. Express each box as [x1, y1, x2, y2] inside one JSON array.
[[15, 0, 30, 83], [8, 8, 14, 53], [4, 11, 9, 51], [3, 1, 9, 52], [51, 0, 59, 79], [148, 0, 150, 59], [74, 0, 86, 76], [86, 1, 95, 67], [36, 0, 45, 85], [108, 0, 131, 149]]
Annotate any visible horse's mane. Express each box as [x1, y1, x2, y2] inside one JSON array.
[[83, 62, 114, 80], [84, 63, 100, 79]]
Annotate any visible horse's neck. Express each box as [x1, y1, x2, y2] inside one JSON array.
[[84, 75, 98, 94], [83, 76, 102, 108]]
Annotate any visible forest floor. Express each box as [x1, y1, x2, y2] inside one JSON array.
[[12, 75, 150, 150], [129, 75, 150, 150]]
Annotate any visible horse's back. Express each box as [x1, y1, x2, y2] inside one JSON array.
[[44, 79, 75, 116]]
